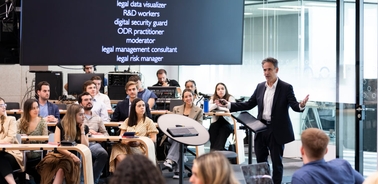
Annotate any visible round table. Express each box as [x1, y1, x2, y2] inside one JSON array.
[[158, 114, 209, 184]]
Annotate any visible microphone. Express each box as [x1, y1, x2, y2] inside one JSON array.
[[199, 92, 211, 99]]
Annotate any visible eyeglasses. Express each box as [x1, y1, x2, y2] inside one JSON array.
[[0, 104, 7, 108]]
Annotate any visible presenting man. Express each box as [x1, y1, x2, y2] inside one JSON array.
[[291, 128, 364, 184], [218, 57, 309, 184], [35, 81, 60, 132], [78, 92, 108, 184]]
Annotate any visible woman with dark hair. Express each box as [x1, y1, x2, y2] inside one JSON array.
[[109, 154, 165, 184], [185, 80, 203, 107], [209, 82, 236, 150], [36, 104, 89, 184], [189, 152, 239, 184], [17, 98, 48, 183], [0, 97, 23, 184], [164, 89, 203, 179], [109, 98, 158, 172]]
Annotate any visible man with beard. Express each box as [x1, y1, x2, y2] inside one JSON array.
[[83, 80, 110, 122], [78, 92, 108, 184], [111, 81, 152, 122], [35, 81, 60, 132]]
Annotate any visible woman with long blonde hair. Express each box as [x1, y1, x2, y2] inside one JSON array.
[[0, 97, 23, 184], [189, 152, 239, 184]]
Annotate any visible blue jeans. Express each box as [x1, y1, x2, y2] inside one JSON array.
[[89, 143, 108, 184]]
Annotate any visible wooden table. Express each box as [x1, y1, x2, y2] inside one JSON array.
[[0, 144, 93, 184], [19, 135, 157, 165]]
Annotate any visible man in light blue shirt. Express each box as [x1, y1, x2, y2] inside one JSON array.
[[36, 81, 60, 132], [291, 128, 364, 184]]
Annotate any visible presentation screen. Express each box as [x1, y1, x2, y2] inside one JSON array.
[[20, 0, 244, 65]]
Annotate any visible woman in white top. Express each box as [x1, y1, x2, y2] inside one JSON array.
[[208, 83, 235, 150]]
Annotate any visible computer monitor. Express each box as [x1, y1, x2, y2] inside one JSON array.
[[147, 86, 177, 99], [67, 73, 104, 95]]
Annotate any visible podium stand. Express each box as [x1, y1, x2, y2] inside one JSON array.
[[158, 114, 209, 184], [232, 111, 267, 164]]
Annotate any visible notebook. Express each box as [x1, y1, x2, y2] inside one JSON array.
[[167, 126, 199, 137]]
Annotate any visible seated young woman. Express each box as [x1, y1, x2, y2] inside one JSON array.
[[109, 98, 158, 173], [184, 80, 203, 107], [0, 97, 24, 184], [36, 104, 89, 184], [164, 89, 203, 179], [189, 151, 240, 184], [209, 82, 236, 150], [17, 99, 48, 183]]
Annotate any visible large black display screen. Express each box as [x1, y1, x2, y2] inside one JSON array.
[[20, 0, 244, 65]]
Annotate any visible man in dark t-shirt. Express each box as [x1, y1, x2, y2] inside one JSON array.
[[153, 69, 181, 94]]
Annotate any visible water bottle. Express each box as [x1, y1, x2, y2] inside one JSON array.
[[203, 99, 209, 113]]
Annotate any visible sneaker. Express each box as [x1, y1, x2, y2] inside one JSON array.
[[173, 172, 180, 179], [164, 159, 173, 170]]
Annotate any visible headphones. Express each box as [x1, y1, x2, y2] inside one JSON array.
[[83, 65, 97, 72]]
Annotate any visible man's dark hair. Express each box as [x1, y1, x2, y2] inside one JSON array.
[[35, 81, 50, 94], [128, 75, 141, 82], [156, 69, 167, 76], [90, 75, 102, 81], [77, 92, 91, 104], [83, 80, 96, 92], [262, 57, 278, 68], [109, 154, 165, 184]]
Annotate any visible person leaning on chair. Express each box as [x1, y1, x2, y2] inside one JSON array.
[[216, 57, 309, 184], [291, 128, 364, 184]]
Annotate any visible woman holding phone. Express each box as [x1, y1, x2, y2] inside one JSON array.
[[109, 98, 158, 173], [36, 104, 89, 184], [209, 82, 236, 150]]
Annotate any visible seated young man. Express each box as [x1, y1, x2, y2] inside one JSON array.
[[291, 128, 364, 184]]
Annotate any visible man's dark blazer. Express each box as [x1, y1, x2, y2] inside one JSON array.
[[230, 79, 303, 145], [47, 101, 60, 122], [111, 99, 152, 122]]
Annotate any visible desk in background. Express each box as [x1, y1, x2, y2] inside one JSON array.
[[19, 135, 156, 165]]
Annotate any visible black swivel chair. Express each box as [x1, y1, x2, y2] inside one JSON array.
[[6, 102, 21, 119]]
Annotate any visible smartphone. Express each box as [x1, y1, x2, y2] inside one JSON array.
[[219, 99, 228, 105], [123, 132, 136, 137]]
